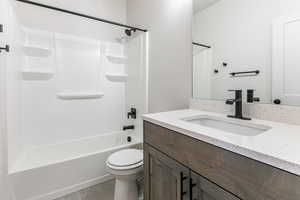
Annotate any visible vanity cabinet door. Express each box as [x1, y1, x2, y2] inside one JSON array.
[[144, 144, 190, 200], [191, 171, 240, 200]]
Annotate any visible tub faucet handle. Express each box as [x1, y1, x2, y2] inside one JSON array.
[[127, 108, 137, 119]]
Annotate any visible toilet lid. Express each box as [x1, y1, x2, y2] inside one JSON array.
[[107, 149, 143, 167]]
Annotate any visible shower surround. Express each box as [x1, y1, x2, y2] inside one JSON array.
[[1, 1, 149, 199]]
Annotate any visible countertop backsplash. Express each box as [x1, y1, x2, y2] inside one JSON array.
[[190, 99, 300, 126]]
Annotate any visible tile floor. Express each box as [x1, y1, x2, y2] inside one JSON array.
[[55, 180, 115, 200], [55, 178, 144, 200]]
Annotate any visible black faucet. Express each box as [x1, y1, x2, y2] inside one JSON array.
[[247, 89, 260, 103], [123, 125, 135, 131], [226, 90, 251, 120], [127, 108, 137, 119]]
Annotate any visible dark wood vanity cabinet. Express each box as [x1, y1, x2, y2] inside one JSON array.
[[144, 143, 239, 200], [144, 121, 300, 200], [144, 144, 190, 200], [190, 171, 240, 200]]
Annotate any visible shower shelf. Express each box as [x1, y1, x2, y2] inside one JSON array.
[[22, 70, 54, 80], [22, 46, 51, 57], [106, 55, 128, 64], [57, 92, 104, 100], [105, 73, 128, 82]]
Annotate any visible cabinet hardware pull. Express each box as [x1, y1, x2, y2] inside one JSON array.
[[180, 172, 188, 200], [190, 178, 197, 200]]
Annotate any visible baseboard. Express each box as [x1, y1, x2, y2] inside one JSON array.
[[26, 174, 114, 200]]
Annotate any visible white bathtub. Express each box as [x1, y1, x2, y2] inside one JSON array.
[[9, 132, 141, 200]]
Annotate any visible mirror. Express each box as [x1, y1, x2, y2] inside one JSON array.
[[193, 0, 300, 106]]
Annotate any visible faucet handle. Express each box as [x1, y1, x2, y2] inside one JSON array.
[[228, 90, 242, 99], [226, 99, 235, 105], [247, 89, 260, 103], [228, 89, 242, 92]]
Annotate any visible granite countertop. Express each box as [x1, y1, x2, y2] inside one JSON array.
[[143, 109, 300, 176]]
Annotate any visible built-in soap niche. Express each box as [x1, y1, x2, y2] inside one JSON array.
[[22, 46, 55, 81], [105, 55, 128, 82], [105, 73, 128, 82], [57, 92, 105, 100], [105, 56, 128, 82], [106, 55, 128, 65], [105, 43, 128, 83], [22, 70, 54, 81], [22, 46, 51, 58], [22, 27, 56, 81]]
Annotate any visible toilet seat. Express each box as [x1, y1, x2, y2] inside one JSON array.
[[107, 149, 143, 170]]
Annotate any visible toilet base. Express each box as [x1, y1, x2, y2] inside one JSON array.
[[114, 178, 138, 200], [106, 149, 143, 200]]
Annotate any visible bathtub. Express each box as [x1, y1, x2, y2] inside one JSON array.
[[9, 132, 141, 200]]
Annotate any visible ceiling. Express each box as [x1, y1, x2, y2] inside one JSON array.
[[193, 0, 221, 13]]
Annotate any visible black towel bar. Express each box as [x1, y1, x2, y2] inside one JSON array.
[[230, 70, 260, 77]]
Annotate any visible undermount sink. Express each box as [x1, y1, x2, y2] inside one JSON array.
[[183, 115, 271, 136]]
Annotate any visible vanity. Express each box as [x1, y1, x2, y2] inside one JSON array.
[[143, 110, 300, 200], [141, 0, 300, 199]]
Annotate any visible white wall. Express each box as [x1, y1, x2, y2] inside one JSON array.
[[1, 0, 24, 198], [3, 0, 24, 173], [0, 0, 10, 197], [127, 0, 193, 112], [0, 118, 9, 200], [193, 0, 300, 103], [14, 0, 130, 148], [0, 2, 9, 196], [0, 55, 9, 198]]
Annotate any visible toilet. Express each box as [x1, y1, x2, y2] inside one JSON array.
[[106, 149, 143, 200]]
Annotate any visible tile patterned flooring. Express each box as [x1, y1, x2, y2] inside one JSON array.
[[55, 180, 115, 200], [55, 178, 144, 200]]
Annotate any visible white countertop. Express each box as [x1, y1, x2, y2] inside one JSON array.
[[143, 109, 300, 176]]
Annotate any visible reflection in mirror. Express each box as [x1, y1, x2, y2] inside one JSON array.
[[193, 0, 300, 106]]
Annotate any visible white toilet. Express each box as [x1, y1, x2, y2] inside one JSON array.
[[106, 149, 143, 200]]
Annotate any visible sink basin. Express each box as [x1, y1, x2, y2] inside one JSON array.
[[183, 115, 271, 136]]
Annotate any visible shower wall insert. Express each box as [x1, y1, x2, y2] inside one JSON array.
[[8, 1, 149, 200]]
